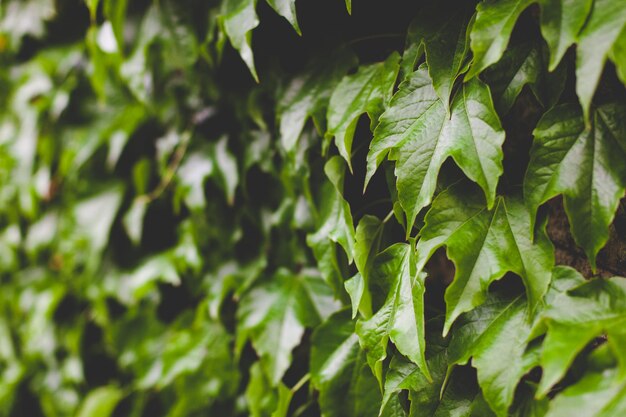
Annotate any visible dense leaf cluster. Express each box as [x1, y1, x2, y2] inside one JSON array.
[[0, 0, 625, 416]]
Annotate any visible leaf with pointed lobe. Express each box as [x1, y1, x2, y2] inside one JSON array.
[[367, 67, 505, 234], [448, 292, 537, 417], [415, 185, 554, 336], [466, 0, 534, 79], [238, 269, 340, 385], [529, 268, 626, 397], [545, 368, 626, 417], [266, 0, 300, 34], [310, 309, 383, 417], [220, 0, 259, 81], [405, 0, 474, 108], [355, 243, 430, 386], [278, 51, 356, 154], [524, 103, 626, 269], [325, 52, 400, 169], [575, 0, 626, 120], [539, 0, 593, 70]]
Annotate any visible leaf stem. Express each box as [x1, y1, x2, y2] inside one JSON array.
[[291, 373, 311, 393]]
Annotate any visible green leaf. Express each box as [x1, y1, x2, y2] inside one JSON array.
[[278, 52, 356, 154], [610, 25, 626, 85], [104, 0, 128, 51], [415, 185, 554, 335], [448, 293, 536, 417], [356, 243, 430, 385], [531, 269, 626, 397], [368, 66, 505, 235], [238, 269, 340, 385], [575, 0, 626, 120], [405, 1, 474, 108], [524, 103, 626, 269], [310, 309, 382, 417], [382, 329, 448, 415], [266, 0, 300, 34], [76, 386, 123, 417], [483, 43, 542, 114], [466, 0, 534, 79], [177, 149, 214, 210], [212, 136, 239, 206], [545, 368, 626, 417], [307, 157, 356, 291], [246, 362, 278, 417], [351, 214, 385, 318], [400, 359, 497, 417], [325, 52, 400, 169], [539, 0, 593, 70], [271, 383, 293, 417], [220, 0, 259, 81]]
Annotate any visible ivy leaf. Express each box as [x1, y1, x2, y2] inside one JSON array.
[[220, 0, 259, 81], [325, 52, 400, 169], [104, 0, 128, 51], [76, 386, 123, 417], [524, 103, 626, 269], [483, 43, 542, 114], [278, 51, 356, 154], [415, 185, 554, 336], [393, 352, 497, 417], [350, 214, 385, 318], [307, 157, 356, 292], [310, 309, 383, 417], [355, 243, 430, 385], [545, 368, 626, 417], [466, 0, 534, 79], [238, 269, 340, 385], [530, 269, 626, 397], [539, 0, 593, 70], [448, 293, 537, 417], [610, 25, 626, 85], [575, 0, 626, 120], [177, 149, 214, 210], [381, 328, 448, 415], [246, 362, 278, 417], [405, 0, 474, 108], [266, 0, 300, 34], [368, 66, 505, 235]]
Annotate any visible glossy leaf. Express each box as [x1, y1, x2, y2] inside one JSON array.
[[524, 103, 626, 269], [326, 52, 400, 168], [539, 0, 593, 70], [415, 185, 554, 335], [310, 309, 382, 417], [367, 67, 505, 233], [307, 157, 356, 291], [545, 368, 626, 417], [266, 0, 301, 34], [466, 0, 534, 79], [405, 0, 474, 108], [575, 0, 626, 119], [448, 293, 536, 417], [356, 243, 430, 385], [530, 268, 626, 397], [238, 269, 339, 385], [278, 51, 356, 153], [351, 214, 385, 318], [220, 0, 259, 81]]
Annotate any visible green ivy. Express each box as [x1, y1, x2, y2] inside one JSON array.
[[0, 0, 625, 416]]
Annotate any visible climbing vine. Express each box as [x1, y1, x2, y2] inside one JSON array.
[[0, 0, 625, 416]]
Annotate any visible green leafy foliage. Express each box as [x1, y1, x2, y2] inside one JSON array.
[[1, 0, 625, 416]]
